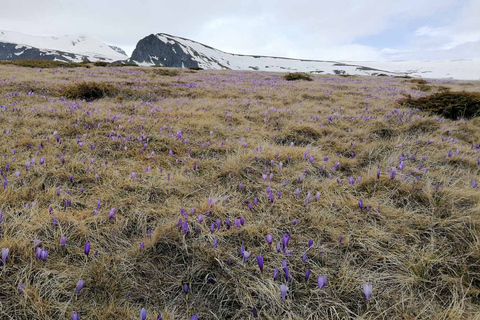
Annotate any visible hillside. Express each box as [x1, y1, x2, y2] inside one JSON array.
[[0, 64, 479, 319]]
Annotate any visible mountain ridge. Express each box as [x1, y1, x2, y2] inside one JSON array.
[[0, 30, 128, 62], [128, 33, 480, 80]]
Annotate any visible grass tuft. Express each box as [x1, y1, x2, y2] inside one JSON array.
[[399, 91, 480, 120]]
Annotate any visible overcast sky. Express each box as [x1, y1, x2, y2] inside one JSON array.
[[0, 0, 479, 61]]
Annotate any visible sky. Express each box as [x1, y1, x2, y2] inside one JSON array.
[[0, 0, 479, 61]]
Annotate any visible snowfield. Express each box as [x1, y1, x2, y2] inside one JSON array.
[[135, 33, 480, 80], [0, 30, 128, 62]]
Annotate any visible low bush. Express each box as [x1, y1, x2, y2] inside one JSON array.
[[60, 81, 118, 101], [399, 91, 480, 120], [94, 61, 109, 67], [155, 68, 180, 76], [284, 72, 313, 81], [110, 62, 138, 67]]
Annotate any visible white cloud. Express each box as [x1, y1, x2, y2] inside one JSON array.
[[0, 0, 478, 61]]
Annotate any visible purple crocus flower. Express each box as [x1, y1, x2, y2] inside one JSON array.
[[140, 308, 147, 320], [283, 266, 290, 282], [131, 172, 136, 179], [282, 234, 290, 249], [109, 207, 116, 219], [256, 256, 264, 273], [280, 284, 288, 299], [268, 192, 274, 202], [390, 170, 396, 180], [252, 307, 258, 318], [226, 218, 231, 229], [358, 199, 363, 210], [36, 248, 48, 261], [191, 315, 198, 320], [273, 268, 279, 281], [302, 252, 307, 263], [76, 280, 84, 293], [363, 284, 372, 300], [183, 284, 189, 294], [1, 248, 9, 265], [84, 241, 90, 256], [308, 240, 313, 248], [304, 192, 311, 206], [305, 269, 311, 281], [72, 312, 79, 320], [317, 275, 326, 288], [266, 234, 273, 245], [213, 238, 218, 248], [61, 236, 67, 247], [377, 170, 381, 179], [243, 251, 251, 260], [240, 217, 245, 226]]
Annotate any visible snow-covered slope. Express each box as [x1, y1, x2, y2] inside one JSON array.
[[130, 33, 480, 80], [0, 30, 128, 62]]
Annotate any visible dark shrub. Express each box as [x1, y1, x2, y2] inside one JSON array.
[[284, 72, 313, 81], [94, 61, 109, 67], [409, 79, 428, 85], [155, 68, 180, 76], [399, 91, 480, 120], [188, 67, 203, 71], [60, 82, 118, 101]]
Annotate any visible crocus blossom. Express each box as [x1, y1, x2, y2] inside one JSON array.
[[1, 248, 8, 265], [256, 256, 264, 273], [76, 280, 84, 293], [280, 284, 288, 299], [317, 275, 326, 288], [363, 283, 373, 301]]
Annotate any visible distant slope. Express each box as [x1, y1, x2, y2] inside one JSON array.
[[130, 33, 480, 80], [0, 30, 128, 62]]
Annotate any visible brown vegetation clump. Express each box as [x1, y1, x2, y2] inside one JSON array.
[[60, 81, 118, 101], [93, 61, 109, 67], [284, 72, 313, 81], [154, 68, 180, 76], [399, 91, 480, 120]]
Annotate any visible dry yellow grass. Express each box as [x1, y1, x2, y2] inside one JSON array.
[[0, 64, 479, 319]]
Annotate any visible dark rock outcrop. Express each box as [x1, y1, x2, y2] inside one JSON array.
[[129, 34, 200, 68], [0, 42, 93, 62]]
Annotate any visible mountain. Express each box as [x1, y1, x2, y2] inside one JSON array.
[[129, 33, 480, 80], [0, 30, 128, 62]]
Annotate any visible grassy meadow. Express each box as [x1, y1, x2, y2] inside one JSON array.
[[0, 63, 479, 319]]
